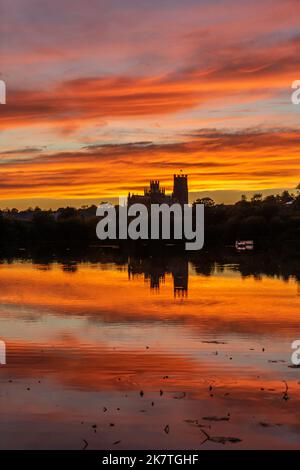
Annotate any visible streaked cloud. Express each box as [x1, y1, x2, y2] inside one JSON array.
[[0, 128, 299, 203], [1, 0, 300, 205]]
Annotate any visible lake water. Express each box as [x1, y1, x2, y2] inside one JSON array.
[[0, 255, 299, 449]]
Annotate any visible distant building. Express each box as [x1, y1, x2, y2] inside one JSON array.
[[127, 174, 188, 207], [173, 173, 188, 206]]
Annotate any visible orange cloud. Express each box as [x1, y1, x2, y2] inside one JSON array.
[[0, 128, 299, 202], [2, 0, 300, 205]]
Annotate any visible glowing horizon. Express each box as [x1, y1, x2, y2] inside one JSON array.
[[1, 0, 300, 208]]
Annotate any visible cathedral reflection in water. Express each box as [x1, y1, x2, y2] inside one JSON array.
[[128, 257, 188, 297]]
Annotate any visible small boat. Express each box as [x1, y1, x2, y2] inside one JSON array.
[[235, 240, 254, 251]]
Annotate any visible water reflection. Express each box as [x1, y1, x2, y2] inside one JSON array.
[[0, 250, 299, 449], [128, 257, 188, 296]]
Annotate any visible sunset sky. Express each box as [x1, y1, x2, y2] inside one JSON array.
[[1, 0, 300, 208]]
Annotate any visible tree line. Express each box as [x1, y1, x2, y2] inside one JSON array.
[[0, 187, 299, 253]]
